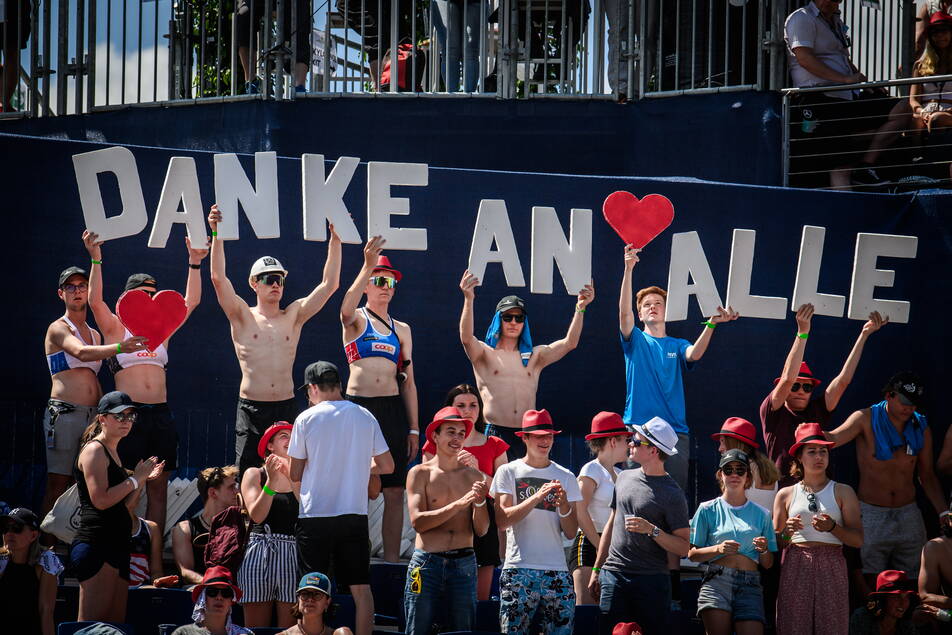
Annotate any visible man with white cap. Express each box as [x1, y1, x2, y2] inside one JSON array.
[[589, 416, 690, 635], [208, 204, 342, 474]]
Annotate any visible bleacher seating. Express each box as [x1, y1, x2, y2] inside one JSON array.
[[125, 588, 194, 634], [57, 622, 134, 635], [475, 599, 500, 632], [370, 561, 408, 626], [330, 593, 357, 630]]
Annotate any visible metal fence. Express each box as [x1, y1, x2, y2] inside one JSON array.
[[782, 74, 952, 191], [0, 0, 918, 116]]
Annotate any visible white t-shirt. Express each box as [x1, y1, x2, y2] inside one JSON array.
[[490, 458, 583, 571], [288, 400, 389, 518], [578, 459, 620, 533]]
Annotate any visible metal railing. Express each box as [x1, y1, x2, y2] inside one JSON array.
[[782, 74, 952, 191], [0, 0, 916, 115]]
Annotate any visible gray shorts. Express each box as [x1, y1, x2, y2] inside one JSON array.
[[43, 399, 97, 475], [860, 501, 927, 575]]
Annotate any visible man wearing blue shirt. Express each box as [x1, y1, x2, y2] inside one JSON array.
[[618, 245, 739, 489]]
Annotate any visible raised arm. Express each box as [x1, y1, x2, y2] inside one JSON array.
[[292, 224, 342, 325], [82, 231, 124, 340], [48, 321, 147, 362], [459, 270, 486, 364], [398, 324, 420, 460], [918, 428, 948, 517], [824, 311, 887, 411], [824, 409, 868, 448], [241, 463, 274, 525], [619, 246, 639, 338], [533, 283, 595, 369], [685, 305, 739, 362], [769, 304, 813, 411], [182, 235, 210, 320], [340, 236, 384, 328], [207, 205, 248, 322]]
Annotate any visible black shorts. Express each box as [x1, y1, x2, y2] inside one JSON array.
[[118, 402, 179, 471], [236, 397, 300, 475], [236, 0, 312, 65], [569, 530, 598, 572], [346, 394, 409, 489], [0, 1, 32, 51], [474, 500, 500, 567], [70, 540, 131, 582], [484, 424, 521, 453], [297, 515, 370, 587]]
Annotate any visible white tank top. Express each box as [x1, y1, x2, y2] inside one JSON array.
[[787, 480, 843, 545], [46, 316, 102, 376], [107, 328, 168, 373]]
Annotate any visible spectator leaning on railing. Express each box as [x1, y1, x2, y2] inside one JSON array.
[[784, 0, 911, 190]]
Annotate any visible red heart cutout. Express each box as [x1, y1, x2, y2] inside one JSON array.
[[116, 290, 187, 352], [602, 191, 675, 248]]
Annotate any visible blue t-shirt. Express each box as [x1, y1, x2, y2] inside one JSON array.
[[620, 329, 692, 435], [690, 498, 777, 564]]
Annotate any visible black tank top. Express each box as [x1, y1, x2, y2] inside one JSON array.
[[250, 469, 299, 536], [73, 439, 132, 545], [0, 560, 40, 632], [187, 512, 210, 576]]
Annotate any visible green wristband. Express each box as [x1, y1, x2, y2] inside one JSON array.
[[702, 320, 716, 329], [211, 231, 218, 237], [592, 566, 601, 573], [797, 332, 808, 339], [116, 342, 122, 354], [262, 484, 276, 497], [91, 259, 102, 265]]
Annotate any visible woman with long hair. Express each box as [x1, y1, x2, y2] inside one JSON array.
[[774, 423, 863, 635], [0, 508, 63, 635], [689, 449, 775, 635], [71, 391, 162, 622], [278, 572, 354, 635], [911, 11, 952, 180], [422, 383, 509, 600], [849, 570, 918, 634], [238, 422, 301, 628], [711, 418, 780, 514]]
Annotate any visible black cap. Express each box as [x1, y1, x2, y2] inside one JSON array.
[[496, 295, 527, 314], [59, 266, 89, 287], [97, 390, 137, 414], [298, 361, 341, 390], [719, 448, 750, 469], [125, 273, 157, 291], [883, 371, 925, 407], [0, 507, 40, 531]]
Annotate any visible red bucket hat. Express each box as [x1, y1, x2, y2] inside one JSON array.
[[869, 570, 916, 598], [788, 422, 834, 457], [372, 255, 402, 282], [711, 417, 760, 449], [425, 406, 474, 446], [612, 623, 643, 635], [585, 412, 632, 440], [774, 361, 822, 386], [257, 422, 293, 459], [516, 409, 562, 437], [192, 565, 242, 602]]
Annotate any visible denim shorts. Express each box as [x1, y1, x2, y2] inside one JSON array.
[[696, 564, 764, 623]]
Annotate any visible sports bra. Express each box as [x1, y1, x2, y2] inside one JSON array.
[[107, 329, 168, 373], [787, 480, 843, 545], [47, 316, 102, 376], [344, 307, 401, 365]]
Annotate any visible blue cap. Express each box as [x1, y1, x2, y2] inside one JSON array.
[[297, 572, 332, 596]]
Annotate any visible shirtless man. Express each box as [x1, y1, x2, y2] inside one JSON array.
[[458, 270, 595, 449], [42, 267, 147, 523], [340, 237, 418, 563], [826, 372, 946, 584], [404, 407, 489, 635], [170, 465, 240, 585], [917, 511, 952, 624], [208, 204, 342, 475], [84, 230, 208, 534]]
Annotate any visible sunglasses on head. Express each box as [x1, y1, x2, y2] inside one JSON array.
[[111, 412, 138, 423], [256, 273, 285, 287], [61, 283, 88, 294], [370, 276, 396, 288], [791, 382, 814, 393], [205, 587, 234, 599], [501, 313, 525, 323], [721, 465, 748, 476]]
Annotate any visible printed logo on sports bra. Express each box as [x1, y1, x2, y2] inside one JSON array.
[[372, 343, 396, 355], [361, 335, 380, 342], [135, 351, 159, 358]]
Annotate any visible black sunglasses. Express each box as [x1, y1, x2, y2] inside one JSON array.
[[502, 314, 525, 323], [721, 466, 748, 476], [205, 587, 234, 599], [255, 273, 285, 287], [807, 492, 818, 513], [791, 382, 814, 393]]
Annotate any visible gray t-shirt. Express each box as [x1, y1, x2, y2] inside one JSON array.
[[602, 467, 689, 575]]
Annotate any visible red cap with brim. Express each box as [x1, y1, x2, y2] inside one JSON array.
[[257, 422, 293, 459], [711, 417, 760, 449], [425, 407, 474, 446], [373, 255, 402, 282], [788, 422, 835, 457], [515, 409, 561, 436], [192, 565, 243, 602]]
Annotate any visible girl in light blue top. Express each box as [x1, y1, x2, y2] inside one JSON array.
[[689, 449, 776, 635]]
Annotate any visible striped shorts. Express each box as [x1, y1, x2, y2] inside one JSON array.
[[238, 531, 298, 604]]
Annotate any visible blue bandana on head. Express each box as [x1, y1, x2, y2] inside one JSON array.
[[484, 311, 533, 366]]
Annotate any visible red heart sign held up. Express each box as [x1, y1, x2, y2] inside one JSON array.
[[602, 191, 675, 249], [116, 289, 187, 352]]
